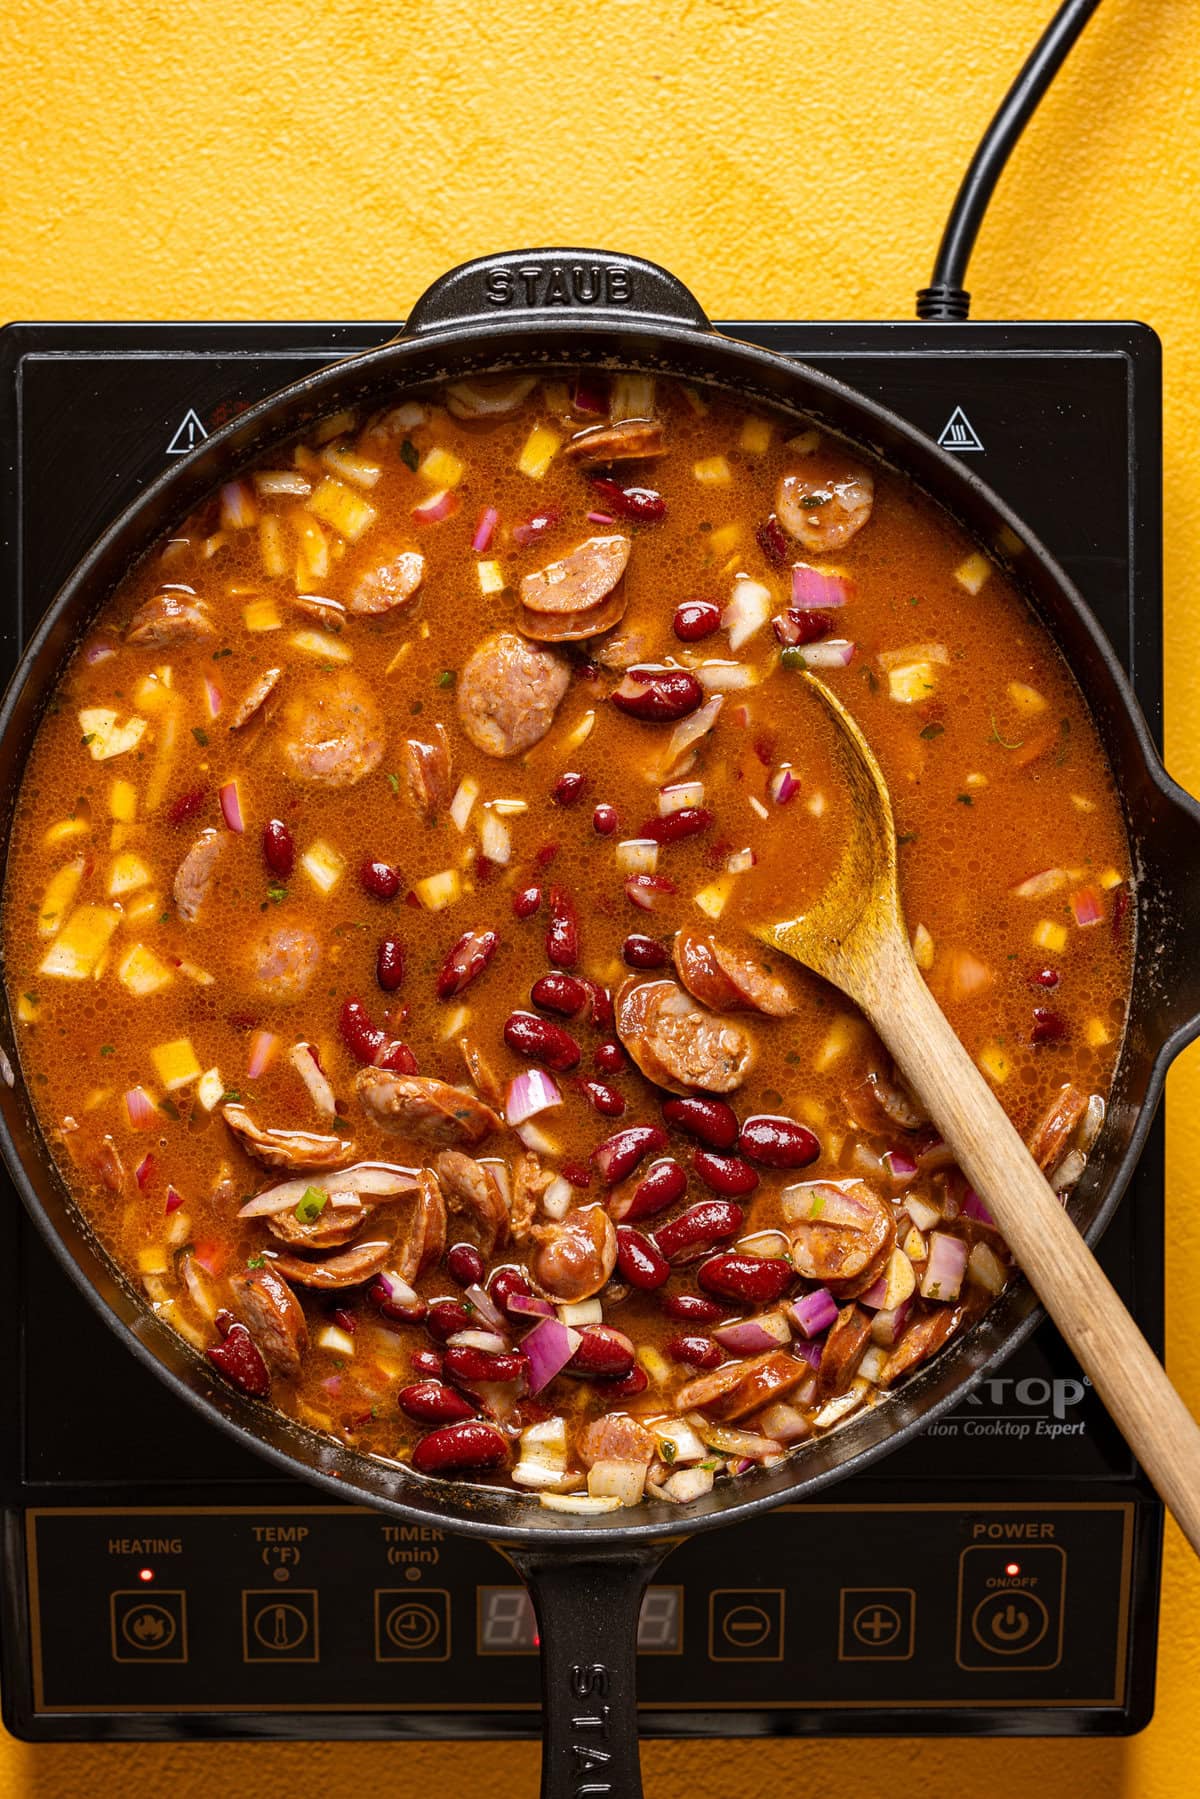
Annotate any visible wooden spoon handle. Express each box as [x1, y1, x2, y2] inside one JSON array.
[[864, 942, 1200, 1553]]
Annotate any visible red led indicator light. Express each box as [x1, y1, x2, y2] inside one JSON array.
[[1005, 1561, 1021, 1577], [138, 1568, 155, 1583]]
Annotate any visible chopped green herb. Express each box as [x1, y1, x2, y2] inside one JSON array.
[[330, 1114, 351, 1134], [908, 593, 922, 607], [810, 1193, 826, 1219], [897, 830, 917, 847], [660, 1438, 678, 1464], [436, 669, 456, 689], [988, 713, 1024, 750], [99, 1043, 114, 1056], [919, 722, 944, 740], [410, 700, 424, 716], [797, 491, 830, 508], [212, 647, 233, 661], [400, 438, 420, 472], [246, 1254, 265, 1270], [956, 792, 974, 806], [267, 885, 288, 904], [700, 1456, 724, 1471], [159, 1097, 181, 1121], [386, 772, 400, 796], [863, 667, 879, 692], [159, 911, 171, 924], [780, 647, 808, 671], [191, 727, 209, 747], [80, 733, 95, 747], [218, 1088, 241, 1106], [295, 1186, 329, 1225], [318, 660, 336, 674]]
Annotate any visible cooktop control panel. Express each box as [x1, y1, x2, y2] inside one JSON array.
[[24, 1504, 1140, 1727], [0, 317, 1164, 1740]]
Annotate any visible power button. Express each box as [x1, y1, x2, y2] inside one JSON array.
[[956, 1544, 1065, 1671]]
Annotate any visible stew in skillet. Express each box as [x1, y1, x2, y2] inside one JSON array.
[[3, 371, 1132, 1512]]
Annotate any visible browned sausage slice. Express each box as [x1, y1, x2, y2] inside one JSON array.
[[673, 926, 798, 1017], [458, 1036, 505, 1110], [844, 1068, 929, 1132], [530, 1206, 617, 1302], [511, 1150, 552, 1246], [564, 421, 665, 463], [173, 828, 222, 924], [788, 1181, 895, 1296], [710, 1349, 812, 1422], [814, 1304, 872, 1401], [674, 1351, 780, 1415], [222, 1103, 357, 1171], [519, 536, 630, 616], [354, 1069, 501, 1147], [878, 1304, 964, 1387], [402, 723, 452, 821], [589, 625, 652, 671], [125, 590, 216, 647], [95, 1134, 126, 1193], [455, 632, 571, 759], [267, 1237, 395, 1290], [577, 1415, 656, 1467], [615, 976, 755, 1095], [228, 667, 282, 730], [517, 585, 627, 645], [777, 455, 874, 553], [349, 550, 425, 616], [228, 1263, 308, 1378], [1027, 1083, 1089, 1173], [395, 1168, 448, 1283], [433, 1150, 510, 1258], [265, 1200, 367, 1250], [279, 672, 385, 787]]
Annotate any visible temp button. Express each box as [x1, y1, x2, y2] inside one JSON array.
[[957, 1544, 1065, 1671]]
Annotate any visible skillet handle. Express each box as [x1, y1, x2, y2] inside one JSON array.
[[402, 248, 713, 338], [510, 1545, 664, 1799]]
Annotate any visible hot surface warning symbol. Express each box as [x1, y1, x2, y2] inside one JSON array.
[[937, 406, 984, 453], [166, 407, 209, 456]]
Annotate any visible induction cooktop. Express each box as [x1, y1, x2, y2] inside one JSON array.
[[0, 317, 1164, 1740]]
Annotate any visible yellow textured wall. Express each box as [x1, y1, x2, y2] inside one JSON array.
[[3, 0, 1200, 1791]]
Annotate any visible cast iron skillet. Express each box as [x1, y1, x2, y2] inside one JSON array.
[[2, 249, 1200, 1792]]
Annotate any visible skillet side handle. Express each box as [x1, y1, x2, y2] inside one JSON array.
[[510, 1545, 664, 1799], [401, 248, 713, 339]]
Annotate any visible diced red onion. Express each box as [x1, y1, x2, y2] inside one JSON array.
[[471, 506, 499, 553], [870, 1299, 911, 1347], [124, 1086, 157, 1131], [288, 1041, 336, 1120], [512, 508, 561, 547], [961, 1188, 996, 1226], [574, 373, 608, 414], [412, 488, 458, 524], [625, 873, 676, 911], [219, 779, 245, 834], [320, 1374, 343, 1398], [508, 1293, 557, 1320], [1070, 885, 1104, 927], [220, 479, 257, 531], [883, 1148, 918, 1185], [757, 1402, 811, 1443], [905, 1194, 942, 1232], [246, 1029, 279, 1080], [586, 510, 616, 525], [788, 1288, 838, 1339], [164, 1185, 184, 1215], [84, 639, 117, 665], [792, 563, 849, 608], [795, 638, 855, 669], [464, 1282, 508, 1333], [921, 1231, 968, 1302], [792, 1336, 824, 1370], [446, 1329, 509, 1354], [713, 1312, 792, 1354], [374, 1268, 420, 1307], [1012, 867, 1067, 899], [522, 1315, 582, 1394], [781, 1182, 871, 1228], [663, 694, 723, 772], [769, 764, 800, 805], [133, 1153, 155, 1189], [204, 678, 223, 719], [505, 1068, 563, 1126]]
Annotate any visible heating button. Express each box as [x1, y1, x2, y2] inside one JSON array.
[[109, 1590, 188, 1663], [956, 1544, 1065, 1671]]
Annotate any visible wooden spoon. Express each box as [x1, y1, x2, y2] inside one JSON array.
[[754, 670, 1200, 1552]]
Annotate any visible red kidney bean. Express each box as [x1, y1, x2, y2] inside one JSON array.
[[756, 514, 789, 566], [592, 1123, 668, 1185], [369, 1280, 427, 1326], [377, 936, 405, 992], [340, 997, 386, 1064], [412, 1421, 509, 1475], [410, 1348, 444, 1378], [624, 873, 677, 911], [552, 771, 588, 807], [567, 1325, 636, 1379], [693, 1149, 760, 1196], [206, 1322, 270, 1396], [606, 1364, 649, 1399], [583, 980, 614, 1031], [622, 932, 668, 969], [436, 927, 499, 999], [673, 599, 722, 642], [662, 1096, 740, 1151], [426, 1298, 473, 1342], [611, 666, 704, 723], [772, 608, 833, 648], [665, 1334, 722, 1370], [397, 1380, 477, 1425], [1029, 966, 1061, 988], [488, 1266, 534, 1317], [588, 477, 666, 522], [653, 1199, 744, 1262], [376, 1038, 418, 1074], [560, 1160, 593, 1189], [698, 1253, 795, 1304], [503, 1010, 581, 1072], [444, 1344, 527, 1385], [579, 1078, 626, 1118], [638, 807, 713, 844], [447, 1242, 485, 1287], [739, 1114, 821, 1170], [169, 785, 210, 826], [513, 508, 562, 546], [534, 841, 560, 869], [1031, 1007, 1069, 1045], [594, 1039, 626, 1075], [531, 972, 590, 1017], [616, 1225, 670, 1290], [360, 857, 402, 901], [513, 884, 542, 919], [546, 887, 579, 968], [610, 1156, 688, 1223], [262, 817, 294, 877], [593, 804, 619, 836], [331, 1307, 357, 1334], [659, 1290, 727, 1324]]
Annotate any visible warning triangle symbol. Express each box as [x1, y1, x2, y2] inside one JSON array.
[[936, 406, 984, 453], [166, 407, 209, 456]]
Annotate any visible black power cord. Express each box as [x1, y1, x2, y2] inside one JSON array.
[[916, 0, 1104, 321]]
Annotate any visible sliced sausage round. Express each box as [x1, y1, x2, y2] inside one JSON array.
[[279, 672, 385, 787], [265, 1199, 366, 1250], [673, 925, 797, 1017], [228, 668, 283, 731], [615, 976, 755, 1095], [517, 585, 627, 645], [125, 590, 215, 648], [354, 1069, 501, 1147], [564, 420, 665, 464], [395, 1168, 449, 1283], [267, 1236, 395, 1290], [530, 1205, 617, 1303], [455, 631, 571, 759], [247, 924, 322, 1001], [777, 455, 874, 553], [813, 1303, 872, 1402], [402, 723, 452, 821], [222, 1104, 357, 1171], [788, 1180, 895, 1297], [228, 1263, 308, 1379], [519, 536, 631, 616], [173, 828, 222, 924], [350, 549, 425, 616], [433, 1150, 509, 1259]]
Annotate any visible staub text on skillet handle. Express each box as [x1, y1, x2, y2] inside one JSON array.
[[402, 247, 713, 339], [511, 1547, 663, 1799]]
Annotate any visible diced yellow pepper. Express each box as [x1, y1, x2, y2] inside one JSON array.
[[739, 416, 772, 454], [243, 598, 281, 632], [37, 859, 86, 938], [978, 1042, 1012, 1084], [1099, 866, 1124, 890], [419, 446, 465, 489], [16, 992, 40, 1023], [124, 889, 163, 926], [151, 1037, 202, 1091], [708, 522, 743, 558], [43, 815, 91, 848], [306, 476, 378, 543], [1085, 1017, 1112, 1048], [693, 878, 733, 920], [109, 779, 137, 823], [79, 708, 146, 761], [477, 560, 505, 595], [1008, 681, 1047, 715], [108, 852, 152, 898], [912, 922, 935, 970], [413, 868, 462, 911], [289, 629, 353, 664], [814, 1015, 857, 1072], [517, 425, 561, 480], [117, 943, 173, 997], [300, 840, 345, 895], [137, 1247, 169, 1275], [39, 905, 120, 978], [888, 662, 938, 704], [693, 456, 732, 486], [954, 552, 991, 595], [1033, 919, 1068, 954]]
